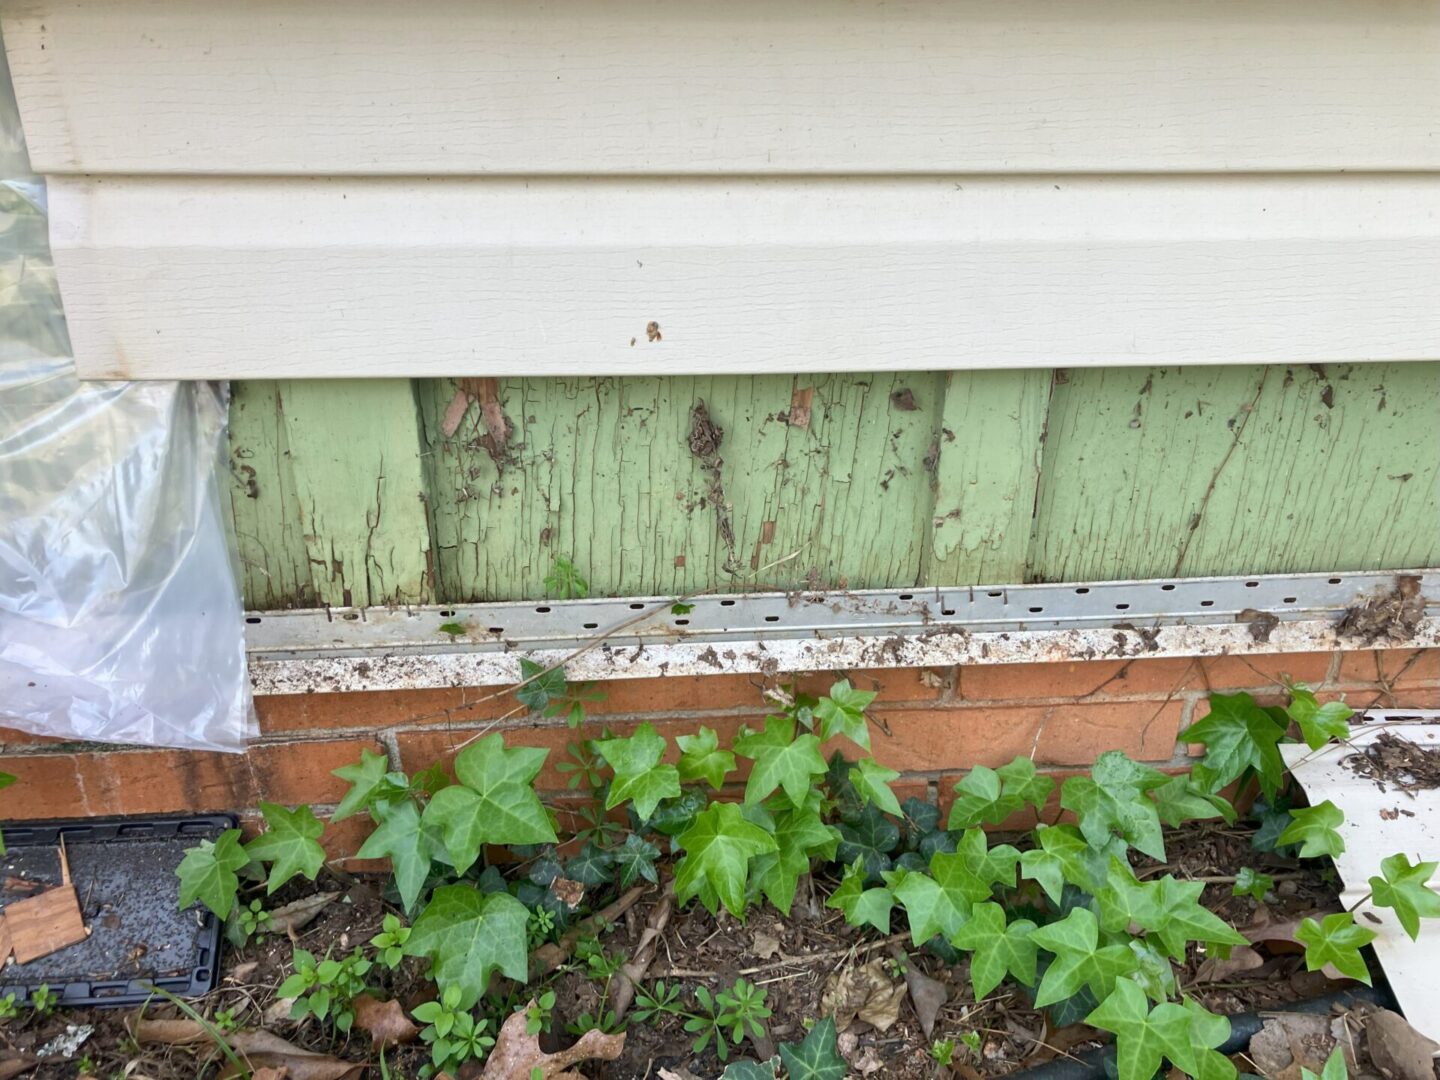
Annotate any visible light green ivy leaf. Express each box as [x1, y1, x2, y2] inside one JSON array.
[[595, 723, 682, 820], [1369, 853, 1440, 941], [1060, 752, 1169, 861], [814, 679, 877, 750], [1277, 800, 1346, 860], [1029, 907, 1138, 1007], [403, 884, 530, 1008], [849, 758, 903, 817], [734, 714, 828, 808], [420, 734, 557, 873], [952, 901, 1038, 999], [1178, 692, 1287, 798], [176, 828, 250, 919], [676, 726, 737, 790], [675, 802, 779, 918], [1294, 912, 1375, 985], [1286, 685, 1354, 750], [827, 858, 895, 934], [355, 798, 433, 913], [245, 802, 327, 894]]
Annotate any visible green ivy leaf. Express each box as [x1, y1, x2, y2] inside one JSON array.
[[644, 788, 709, 837], [1182, 998, 1239, 1080], [1277, 800, 1346, 860], [355, 798, 433, 913], [671, 602, 696, 616], [1150, 773, 1236, 828], [331, 748, 402, 822], [827, 858, 895, 934], [778, 1016, 847, 1080], [952, 901, 1038, 999], [848, 758, 903, 817], [176, 828, 250, 918], [1179, 692, 1287, 798], [420, 734, 557, 873], [245, 803, 327, 894], [814, 679, 877, 750], [1029, 907, 1138, 1007], [1232, 867, 1275, 902], [1096, 859, 1164, 936], [675, 802, 779, 918], [1301, 1047, 1349, 1080], [1250, 799, 1296, 854], [751, 794, 838, 915], [901, 797, 942, 850], [516, 658, 567, 713], [889, 835, 1014, 947], [1147, 874, 1248, 962], [949, 757, 1055, 830], [564, 842, 616, 887], [721, 1059, 780, 1080], [1294, 912, 1376, 985], [676, 726, 737, 790], [734, 714, 828, 808], [1085, 977, 1194, 1080], [403, 884, 529, 1008], [1369, 853, 1440, 941], [1060, 752, 1168, 861], [614, 833, 662, 889], [595, 723, 682, 820], [1286, 685, 1354, 750], [836, 803, 901, 882], [1020, 824, 1110, 904]]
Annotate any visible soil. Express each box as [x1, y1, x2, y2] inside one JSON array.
[[1345, 731, 1440, 792], [0, 821, 1382, 1080]]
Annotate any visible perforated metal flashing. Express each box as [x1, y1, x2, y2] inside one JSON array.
[[245, 570, 1439, 694]]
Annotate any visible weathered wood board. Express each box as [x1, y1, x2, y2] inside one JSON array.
[[228, 365, 1440, 607]]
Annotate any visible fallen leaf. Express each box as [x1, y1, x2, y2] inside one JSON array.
[[751, 930, 781, 960], [0, 1055, 36, 1080], [228, 961, 259, 982], [352, 993, 420, 1050], [221, 1031, 362, 1080], [837, 1032, 885, 1075], [268, 892, 339, 937], [656, 1068, 706, 1080], [1194, 944, 1264, 982], [1366, 1009, 1440, 1080], [549, 878, 585, 909], [890, 946, 946, 1040], [481, 1003, 625, 1078], [821, 958, 906, 1033], [252, 1070, 290, 1080], [128, 1016, 211, 1046]]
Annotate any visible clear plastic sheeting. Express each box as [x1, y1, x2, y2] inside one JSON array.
[[0, 40, 254, 751]]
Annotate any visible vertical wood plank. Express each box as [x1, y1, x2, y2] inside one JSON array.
[[921, 370, 1052, 586], [1030, 363, 1440, 581], [225, 380, 316, 609], [415, 374, 941, 601], [276, 379, 434, 606]]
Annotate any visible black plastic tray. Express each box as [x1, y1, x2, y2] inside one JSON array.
[[1, 814, 232, 1007]]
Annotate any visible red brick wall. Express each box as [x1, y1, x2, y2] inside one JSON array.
[[2, 648, 1435, 861]]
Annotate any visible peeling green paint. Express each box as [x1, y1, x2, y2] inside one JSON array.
[[229, 365, 1440, 608]]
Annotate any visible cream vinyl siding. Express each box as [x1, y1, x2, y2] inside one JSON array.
[[4, 0, 1439, 378]]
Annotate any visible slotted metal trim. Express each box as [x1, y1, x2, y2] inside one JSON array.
[[245, 570, 1438, 695]]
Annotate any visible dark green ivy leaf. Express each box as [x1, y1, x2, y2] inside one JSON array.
[[835, 803, 900, 883], [516, 657, 567, 713], [564, 842, 616, 887], [778, 1016, 847, 1080]]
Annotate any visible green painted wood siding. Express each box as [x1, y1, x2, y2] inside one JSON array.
[[226, 364, 1440, 609]]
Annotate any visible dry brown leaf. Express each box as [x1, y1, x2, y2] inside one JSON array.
[[751, 930, 781, 960], [549, 878, 585, 909], [127, 1016, 211, 1046], [891, 946, 947, 1040], [352, 993, 420, 1050], [837, 1031, 885, 1075], [0, 1056, 36, 1080], [251, 1070, 290, 1080], [821, 958, 906, 1033], [221, 1031, 362, 1080], [1194, 944, 1264, 982], [480, 1002, 625, 1078], [268, 893, 339, 937], [1366, 1009, 1440, 1080]]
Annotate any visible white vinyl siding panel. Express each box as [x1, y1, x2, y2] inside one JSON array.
[[49, 176, 1440, 379], [5, 0, 1440, 176]]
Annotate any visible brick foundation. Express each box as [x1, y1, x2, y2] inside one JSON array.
[[2, 648, 1436, 862]]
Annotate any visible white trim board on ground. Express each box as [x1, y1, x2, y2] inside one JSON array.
[[1282, 716, 1440, 1039]]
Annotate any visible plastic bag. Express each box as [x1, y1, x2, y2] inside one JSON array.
[[0, 40, 255, 751]]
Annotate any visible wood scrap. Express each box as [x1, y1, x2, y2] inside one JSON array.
[[2, 883, 87, 963]]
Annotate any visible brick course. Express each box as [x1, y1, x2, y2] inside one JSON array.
[[2, 647, 1435, 858]]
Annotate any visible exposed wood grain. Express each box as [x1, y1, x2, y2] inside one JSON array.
[[274, 380, 434, 607], [922, 370, 1052, 586], [47, 176, 1440, 379], [1030, 364, 1440, 581], [416, 374, 943, 601], [6, 0, 1439, 174], [225, 381, 317, 609], [2, 885, 86, 963]]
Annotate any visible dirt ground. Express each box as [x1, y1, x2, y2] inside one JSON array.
[[0, 821, 1403, 1079]]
